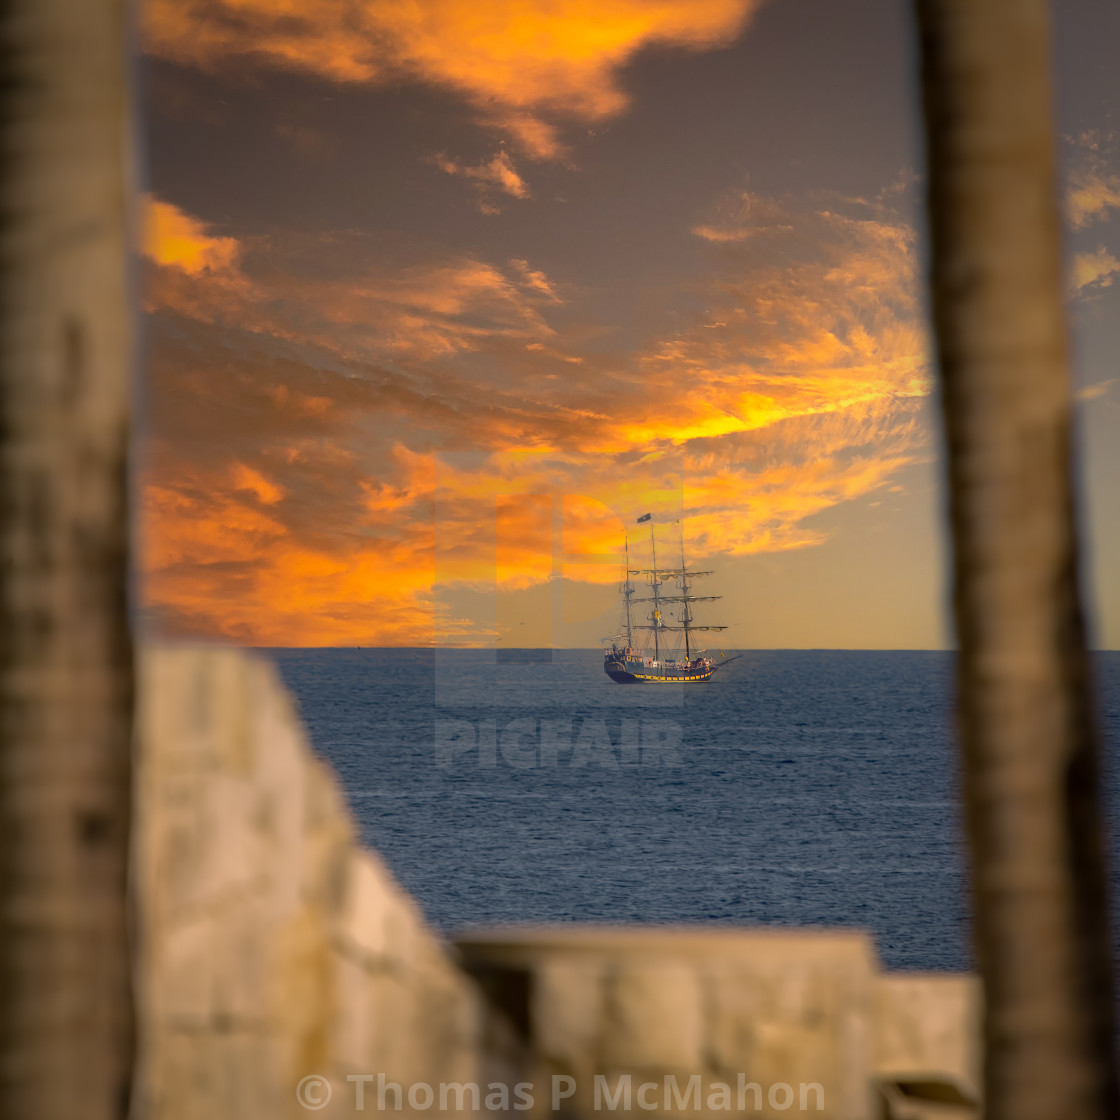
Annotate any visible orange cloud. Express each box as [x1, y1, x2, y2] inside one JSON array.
[[690, 190, 793, 242], [232, 462, 285, 505], [143, 484, 447, 646], [434, 150, 531, 210], [1071, 246, 1120, 292], [140, 189, 932, 644], [1069, 173, 1120, 231], [1076, 379, 1115, 403], [1066, 131, 1120, 230], [143, 0, 760, 157], [143, 201, 562, 363], [143, 195, 241, 275], [1063, 135, 1120, 297]]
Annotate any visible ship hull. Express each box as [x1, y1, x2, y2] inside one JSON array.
[[605, 668, 642, 683], [604, 656, 714, 683]]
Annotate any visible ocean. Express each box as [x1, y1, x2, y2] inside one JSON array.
[[268, 648, 1120, 973]]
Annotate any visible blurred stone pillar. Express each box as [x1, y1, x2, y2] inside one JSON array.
[[0, 0, 135, 1117]]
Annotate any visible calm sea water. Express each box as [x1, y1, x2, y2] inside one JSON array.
[[268, 649, 1120, 973]]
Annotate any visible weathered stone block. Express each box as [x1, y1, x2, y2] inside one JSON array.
[[457, 927, 881, 1120], [704, 931, 876, 1119], [601, 958, 704, 1071], [336, 849, 396, 964], [875, 974, 981, 1109], [533, 956, 604, 1068]]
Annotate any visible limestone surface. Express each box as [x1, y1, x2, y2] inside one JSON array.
[[133, 647, 981, 1120]]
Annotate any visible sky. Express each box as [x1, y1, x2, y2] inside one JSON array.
[[138, 0, 1120, 650]]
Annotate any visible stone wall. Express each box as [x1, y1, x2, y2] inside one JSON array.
[[132, 647, 980, 1119], [456, 929, 980, 1120], [133, 646, 484, 1120]]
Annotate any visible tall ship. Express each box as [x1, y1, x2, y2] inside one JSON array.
[[603, 513, 734, 683]]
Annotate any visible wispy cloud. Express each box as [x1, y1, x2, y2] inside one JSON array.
[[143, 196, 241, 275], [1066, 130, 1120, 230], [142, 0, 761, 158], [691, 190, 794, 242], [140, 188, 933, 644], [1076, 379, 1115, 403], [142, 194, 561, 362], [1063, 134, 1120, 298], [433, 150, 531, 211], [1071, 246, 1120, 293]]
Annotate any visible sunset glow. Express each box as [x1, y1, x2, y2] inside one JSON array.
[[141, 0, 1120, 647]]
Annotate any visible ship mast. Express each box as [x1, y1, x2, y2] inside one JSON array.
[[626, 515, 726, 652], [626, 514, 726, 655], [679, 522, 692, 659], [623, 531, 633, 648]]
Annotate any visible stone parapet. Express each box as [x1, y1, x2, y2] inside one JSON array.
[[874, 974, 981, 1118], [132, 646, 981, 1119], [133, 646, 483, 1120]]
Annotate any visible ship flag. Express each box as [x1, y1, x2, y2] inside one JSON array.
[[636, 512, 652, 523]]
